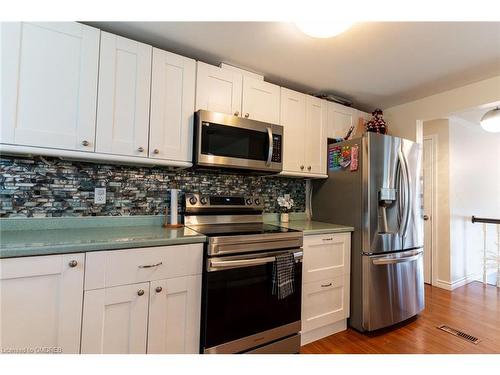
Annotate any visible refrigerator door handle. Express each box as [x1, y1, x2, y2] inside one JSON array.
[[398, 146, 411, 239], [372, 252, 421, 265]]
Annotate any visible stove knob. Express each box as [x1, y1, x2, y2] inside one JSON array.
[[200, 196, 208, 205], [188, 196, 198, 205], [254, 198, 261, 206], [246, 198, 253, 205]]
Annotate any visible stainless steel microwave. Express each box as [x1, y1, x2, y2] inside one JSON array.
[[193, 110, 283, 173]]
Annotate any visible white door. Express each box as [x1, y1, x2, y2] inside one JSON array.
[[280, 88, 306, 174], [305, 96, 327, 175], [149, 48, 196, 162], [0, 253, 85, 354], [96, 32, 152, 157], [1, 22, 99, 151], [423, 137, 435, 284], [147, 275, 202, 354], [81, 282, 150, 354], [195, 62, 242, 116], [327, 102, 354, 139], [241, 76, 281, 124]]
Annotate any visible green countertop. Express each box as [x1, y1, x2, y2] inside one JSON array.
[[263, 213, 354, 236], [0, 216, 206, 258]]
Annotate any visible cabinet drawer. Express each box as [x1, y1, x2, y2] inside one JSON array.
[[85, 244, 203, 290], [303, 232, 350, 283], [301, 275, 348, 333]]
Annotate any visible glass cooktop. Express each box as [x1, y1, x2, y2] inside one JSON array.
[[185, 223, 300, 237]]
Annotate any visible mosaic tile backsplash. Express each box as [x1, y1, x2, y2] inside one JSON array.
[[0, 156, 306, 218]]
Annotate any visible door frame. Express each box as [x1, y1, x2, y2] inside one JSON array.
[[423, 134, 438, 286]]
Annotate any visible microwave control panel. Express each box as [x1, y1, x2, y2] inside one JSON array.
[[272, 134, 282, 163]]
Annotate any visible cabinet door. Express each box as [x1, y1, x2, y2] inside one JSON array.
[[305, 96, 327, 175], [242, 76, 281, 124], [149, 48, 196, 162], [326, 102, 355, 139], [280, 88, 306, 174], [147, 275, 202, 354], [302, 275, 348, 333], [1, 22, 99, 151], [96, 32, 151, 157], [303, 233, 351, 283], [0, 253, 84, 354], [195, 61, 242, 116], [81, 282, 150, 354]]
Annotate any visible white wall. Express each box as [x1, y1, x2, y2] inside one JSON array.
[[449, 118, 500, 285], [424, 117, 500, 289], [384, 75, 500, 142]]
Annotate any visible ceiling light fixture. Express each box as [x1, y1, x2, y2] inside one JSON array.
[[480, 107, 500, 133], [294, 21, 354, 38]]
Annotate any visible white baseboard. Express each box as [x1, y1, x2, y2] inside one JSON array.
[[300, 319, 347, 346], [434, 273, 482, 291]]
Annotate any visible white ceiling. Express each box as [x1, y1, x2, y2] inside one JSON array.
[[86, 22, 500, 112]]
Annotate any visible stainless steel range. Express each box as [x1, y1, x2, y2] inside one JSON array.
[[184, 194, 303, 354]]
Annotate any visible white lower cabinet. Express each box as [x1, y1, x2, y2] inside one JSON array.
[[81, 282, 150, 354], [147, 275, 202, 354], [81, 244, 203, 354], [301, 232, 351, 346], [0, 253, 85, 354]]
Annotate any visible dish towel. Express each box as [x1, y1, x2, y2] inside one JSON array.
[[272, 252, 295, 299]]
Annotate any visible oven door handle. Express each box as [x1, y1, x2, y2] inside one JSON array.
[[266, 127, 273, 167], [209, 250, 303, 271]]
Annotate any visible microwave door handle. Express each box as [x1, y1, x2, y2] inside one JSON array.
[[266, 127, 273, 166]]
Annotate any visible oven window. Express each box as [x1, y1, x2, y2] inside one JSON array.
[[201, 123, 269, 161], [201, 261, 302, 351]]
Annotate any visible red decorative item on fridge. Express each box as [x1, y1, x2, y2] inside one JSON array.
[[366, 109, 387, 134]]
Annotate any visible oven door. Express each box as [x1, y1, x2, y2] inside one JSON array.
[[201, 248, 302, 353], [194, 110, 283, 172]]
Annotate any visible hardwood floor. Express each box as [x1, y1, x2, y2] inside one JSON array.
[[301, 282, 500, 354]]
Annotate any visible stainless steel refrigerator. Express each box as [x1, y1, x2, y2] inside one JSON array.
[[312, 132, 424, 332]]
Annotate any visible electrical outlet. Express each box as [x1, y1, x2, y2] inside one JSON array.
[[94, 188, 106, 204]]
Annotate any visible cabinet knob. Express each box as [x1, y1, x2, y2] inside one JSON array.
[[68, 260, 78, 268], [244, 113, 250, 118], [423, 215, 430, 221], [307, 166, 312, 171], [234, 111, 239, 116], [153, 149, 159, 154], [300, 165, 304, 170], [81, 140, 89, 147], [155, 286, 163, 293], [137, 147, 144, 152], [137, 289, 145, 296]]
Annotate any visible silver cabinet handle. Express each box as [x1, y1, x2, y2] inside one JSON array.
[[234, 111, 239, 116], [321, 283, 332, 288], [137, 147, 144, 152], [266, 127, 273, 167], [155, 286, 163, 293], [372, 253, 421, 265], [82, 140, 89, 146], [138, 262, 163, 269], [137, 289, 145, 296], [68, 260, 78, 268], [322, 237, 334, 241], [244, 113, 250, 118], [153, 149, 159, 154]]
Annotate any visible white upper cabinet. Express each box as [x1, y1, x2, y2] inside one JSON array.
[[195, 61, 242, 116], [280, 88, 306, 173], [1, 22, 99, 151], [241, 76, 281, 124], [0, 253, 85, 354], [96, 32, 152, 157], [326, 102, 356, 139], [149, 48, 196, 162], [305, 96, 327, 175]]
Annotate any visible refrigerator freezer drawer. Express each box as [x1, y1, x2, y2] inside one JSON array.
[[362, 249, 424, 331]]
